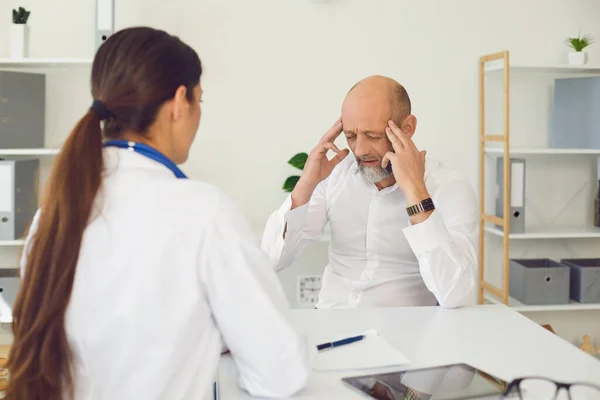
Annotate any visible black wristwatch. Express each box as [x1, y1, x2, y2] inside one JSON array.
[[406, 197, 435, 216]]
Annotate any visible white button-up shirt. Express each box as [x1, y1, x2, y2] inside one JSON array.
[[262, 154, 478, 309], [21, 147, 312, 400]]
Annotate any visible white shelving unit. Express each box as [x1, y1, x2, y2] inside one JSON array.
[[0, 148, 60, 156], [483, 292, 600, 312], [484, 63, 600, 74], [484, 225, 600, 240], [478, 50, 600, 311], [0, 58, 92, 68], [0, 58, 85, 257], [484, 147, 600, 155], [0, 240, 25, 247]]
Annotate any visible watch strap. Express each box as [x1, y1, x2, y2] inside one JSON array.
[[406, 197, 435, 216]]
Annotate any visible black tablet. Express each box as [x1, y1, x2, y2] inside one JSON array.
[[342, 363, 508, 400]]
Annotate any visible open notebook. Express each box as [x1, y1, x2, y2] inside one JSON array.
[[313, 329, 410, 372]]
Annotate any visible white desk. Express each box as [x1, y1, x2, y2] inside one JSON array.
[[217, 305, 600, 399]]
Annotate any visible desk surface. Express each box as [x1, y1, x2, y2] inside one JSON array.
[[218, 305, 600, 399]]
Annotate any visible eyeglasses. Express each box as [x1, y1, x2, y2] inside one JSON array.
[[503, 377, 600, 399]]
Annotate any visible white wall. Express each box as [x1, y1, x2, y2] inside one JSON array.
[[1, 0, 600, 308]]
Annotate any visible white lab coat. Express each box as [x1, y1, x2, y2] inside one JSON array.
[[21, 147, 312, 400]]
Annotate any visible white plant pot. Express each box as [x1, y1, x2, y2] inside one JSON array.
[[9, 24, 30, 59], [568, 51, 587, 65]]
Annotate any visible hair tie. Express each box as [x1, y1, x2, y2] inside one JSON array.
[[90, 99, 111, 120]]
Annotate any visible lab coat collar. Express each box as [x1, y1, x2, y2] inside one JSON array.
[[103, 146, 178, 178]]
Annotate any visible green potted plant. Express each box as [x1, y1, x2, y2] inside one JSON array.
[[565, 30, 592, 65], [10, 7, 31, 58], [282, 152, 308, 192]]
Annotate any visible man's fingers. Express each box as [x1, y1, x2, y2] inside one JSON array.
[[385, 127, 403, 152], [329, 148, 350, 167], [381, 151, 396, 169], [388, 120, 414, 149], [320, 118, 344, 144], [320, 142, 341, 154], [330, 116, 342, 129]]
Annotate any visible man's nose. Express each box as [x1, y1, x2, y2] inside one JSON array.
[[354, 135, 369, 157]]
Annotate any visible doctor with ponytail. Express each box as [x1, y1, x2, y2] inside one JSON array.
[[6, 27, 311, 400]]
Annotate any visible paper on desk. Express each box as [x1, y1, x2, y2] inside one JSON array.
[[313, 329, 410, 372]]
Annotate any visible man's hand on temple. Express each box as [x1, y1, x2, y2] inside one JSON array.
[[382, 120, 433, 224], [382, 120, 430, 205], [291, 118, 350, 210]]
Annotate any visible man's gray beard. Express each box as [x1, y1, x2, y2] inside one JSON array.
[[357, 163, 391, 184]]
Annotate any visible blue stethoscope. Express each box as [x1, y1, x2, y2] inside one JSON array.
[[103, 139, 188, 179]]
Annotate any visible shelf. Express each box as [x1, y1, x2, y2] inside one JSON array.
[[484, 147, 600, 155], [484, 225, 600, 239], [484, 293, 600, 312], [0, 240, 24, 246], [0, 148, 59, 156], [484, 63, 600, 74], [0, 58, 93, 68]]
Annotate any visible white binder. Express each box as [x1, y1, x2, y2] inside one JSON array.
[[95, 0, 114, 52], [0, 159, 39, 240], [496, 157, 526, 233], [0, 164, 13, 216]]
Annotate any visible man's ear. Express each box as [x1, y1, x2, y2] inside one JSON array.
[[401, 115, 417, 138], [172, 85, 189, 121]]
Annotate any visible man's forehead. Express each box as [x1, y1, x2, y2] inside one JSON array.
[[344, 100, 387, 121], [342, 124, 386, 135], [342, 112, 388, 132]]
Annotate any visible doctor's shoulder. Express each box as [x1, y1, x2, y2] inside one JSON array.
[[155, 179, 252, 234], [155, 179, 225, 212]]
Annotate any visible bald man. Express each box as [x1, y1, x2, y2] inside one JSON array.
[[262, 76, 478, 309]]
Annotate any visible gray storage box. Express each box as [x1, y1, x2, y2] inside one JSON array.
[[509, 259, 570, 305], [561, 258, 600, 304], [0, 71, 45, 149]]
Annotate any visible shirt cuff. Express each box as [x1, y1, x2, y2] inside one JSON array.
[[402, 210, 452, 255], [284, 203, 309, 234]]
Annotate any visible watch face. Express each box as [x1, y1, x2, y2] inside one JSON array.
[[422, 198, 434, 210]]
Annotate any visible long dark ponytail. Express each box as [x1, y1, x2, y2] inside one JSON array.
[[6, 27, 201, 399]]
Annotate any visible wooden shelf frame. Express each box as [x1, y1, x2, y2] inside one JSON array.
[[478, 52, 600, 307], [479, 50, 511, 305]]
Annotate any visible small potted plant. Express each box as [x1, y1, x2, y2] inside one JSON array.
[[10, 7, 31, 58], [282, 152, 308, 192], [565, 30, 593, 65]]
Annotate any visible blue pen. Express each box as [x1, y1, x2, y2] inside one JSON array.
[[317, 334, 365, 351]]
